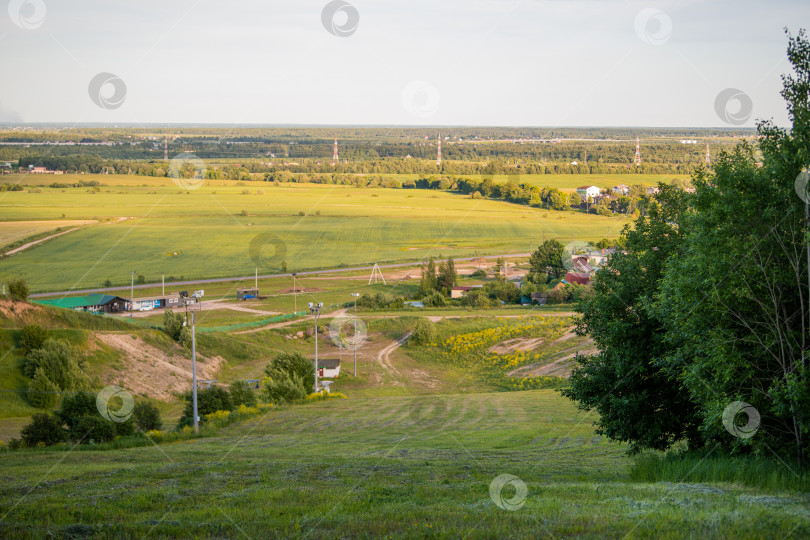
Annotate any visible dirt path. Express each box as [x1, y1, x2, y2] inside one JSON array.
[[4, 227, 82, 256], [376, 332, 410, 384], [218, 304, 280, 316], [508, 345, 597, 378], [232, 308, 348, 334]]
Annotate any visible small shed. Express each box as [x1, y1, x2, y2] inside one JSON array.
[[314, 358, 341, 379], [237, 287, 260, 300]]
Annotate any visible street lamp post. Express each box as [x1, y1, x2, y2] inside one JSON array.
[[292, 273, 297, 314], [309, 302, 322, 392], [190, 307, 199, 435], [130, 271, 136, 314], [350, 293, 359, 376]]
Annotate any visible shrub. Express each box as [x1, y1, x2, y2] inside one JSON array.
[[422, 291, 446, 307], [262, 372, 308, 404], [18, 324, 47, 355], [470, 269, 487, 278], [178, 386, 233, 427], [72, 415, 115, 443], [27, 369, 60, 409], [7, 278, 29, 302], [229, 380, 258, 408], [410, 318, 437, 346], [24, 339, 88, 394], [133, 401, 162, 431], [56, 392, 97, 431], [264, 352, 315, 393], [163, 309, 185, 341], [20, 413, 66, 446]]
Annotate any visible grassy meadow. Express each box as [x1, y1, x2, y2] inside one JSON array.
[[1, 390, 808, 538], [0, 175, 630, 292]]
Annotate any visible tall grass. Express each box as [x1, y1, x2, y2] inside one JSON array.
[[631, 450, 810, 492]]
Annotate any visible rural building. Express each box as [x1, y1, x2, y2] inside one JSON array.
[[36, 294, 128, 314], [576, 185, 601, 201], [451, 286, 474, 299], [647, 186, 660, 195], [131, 294, 184, 311], [530, 292, 547, 305], [237, 287, 260, 300], [314, 359, 341, 379], [612, 184, 629, 196], [571, 257, 593, 274], [565, 272, 590, 285]]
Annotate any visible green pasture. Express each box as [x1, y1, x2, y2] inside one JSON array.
[[0, 179, 627, 292]]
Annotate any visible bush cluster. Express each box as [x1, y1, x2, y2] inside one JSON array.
[[15, 392, 162, 448]]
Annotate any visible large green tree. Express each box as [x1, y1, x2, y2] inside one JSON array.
[[563, 185, 701, 452], [528, 240, 566, 281], [656, 30, 810, 467]]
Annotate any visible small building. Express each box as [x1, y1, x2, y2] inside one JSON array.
[[646, 186, 660, 195], [612, 184, 629, 196], [36, 294, 128, 314], [565, 272, 590, 285], [530, 292, 547, 305], [571, 257, 593, 274], [314, 359, 341, 379], [576, 185, 601, 201], [237, 287, 259, 300], [131, 294, 184, 311], [451, 286, 474, 299]]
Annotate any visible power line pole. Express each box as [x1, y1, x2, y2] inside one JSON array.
[[191, 309, 199, 435], [350, 293, 359, 376]]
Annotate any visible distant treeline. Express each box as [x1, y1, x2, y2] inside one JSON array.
[[11, 151, 702, 179]]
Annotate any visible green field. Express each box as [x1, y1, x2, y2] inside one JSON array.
[[0, 176, 629, 292], [1, 390, 807, 538]]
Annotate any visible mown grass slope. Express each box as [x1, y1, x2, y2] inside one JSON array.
[[0, 390, 807, 538]]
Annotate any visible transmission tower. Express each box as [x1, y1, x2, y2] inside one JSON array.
[[332, 138, 338, 165], [437, 133, 442, 165], [705, 142, 711, 166], [634, 135, 641, 166]]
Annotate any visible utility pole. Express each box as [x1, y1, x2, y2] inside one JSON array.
[[292, 273, 297, 313], [191, 309, 198, 435], [309, 302, 322, 392], [162, 274, 165, 296], [350, 293, 360, 376], [130, 271, 136, 313], [255, 268, 258, 289]]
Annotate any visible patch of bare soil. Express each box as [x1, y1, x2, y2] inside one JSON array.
[[0, 300, 39, 321], [407, 368, 439, 389], [276, 287, 324, 294], [508, 346, 598, 378], [488, 337, 546, 354], [94, 333, 226, 400], [553, 328, 578, 343]]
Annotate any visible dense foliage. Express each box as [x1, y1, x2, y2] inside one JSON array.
[[565, 30, 810, 467]]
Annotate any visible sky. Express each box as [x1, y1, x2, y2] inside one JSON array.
[[0, 0, 808, 127]]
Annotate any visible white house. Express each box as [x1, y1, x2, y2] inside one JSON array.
[[612, 184, 629, 196], [315, 359, 341, 379], [576, 185, 601, 201]]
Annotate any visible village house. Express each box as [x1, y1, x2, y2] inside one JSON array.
[[576, 185, 601, 201]]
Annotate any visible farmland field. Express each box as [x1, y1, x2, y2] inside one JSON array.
[[0, 220, 96, 248], [0, 175, 629, 292]]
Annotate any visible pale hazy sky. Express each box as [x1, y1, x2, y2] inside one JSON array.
[[0, 0, 808, 127]]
